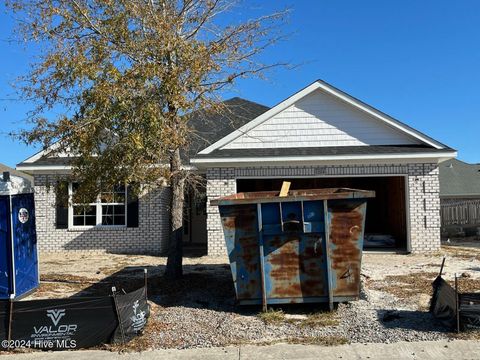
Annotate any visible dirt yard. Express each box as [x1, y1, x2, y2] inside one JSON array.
[[25, 245, 480, 350]]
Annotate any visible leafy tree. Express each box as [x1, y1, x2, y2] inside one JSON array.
[[7, 0, 288, 278]]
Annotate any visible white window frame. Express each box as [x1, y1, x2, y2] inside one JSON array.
[[68, 183, 128, 229]]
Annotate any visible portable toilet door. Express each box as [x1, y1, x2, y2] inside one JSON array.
[[11, 193, 39, 297], [0, 172, 39, 299]]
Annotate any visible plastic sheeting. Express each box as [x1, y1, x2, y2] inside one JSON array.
[[430, 276, 480, 332], [430, 276, 457, 329], [0, 286, 149, 350], [459, 293, 480, 331]]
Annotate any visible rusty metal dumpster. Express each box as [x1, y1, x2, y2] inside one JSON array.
[[211, 188, 375, 310]]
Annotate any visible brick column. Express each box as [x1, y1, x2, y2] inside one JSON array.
[[206, 167, 236, 256], [407, 163, 441, 252]]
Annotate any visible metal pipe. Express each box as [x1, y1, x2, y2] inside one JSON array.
[[144, 268, 148, 302], [455, 273, 460, 333], [7, 294, 14, 345], [324, 200, 334, 311], [439, 257, 446, 278], [257, 203, 267, 312]]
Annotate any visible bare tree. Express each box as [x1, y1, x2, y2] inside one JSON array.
[[6, 0, 288, 278]]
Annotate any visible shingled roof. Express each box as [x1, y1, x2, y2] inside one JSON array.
[[439, 158, 480, 198], [0, 162, 33, 183], [16, 97, 270, 168], [185, 97, 269, 160], [194, 145, 454, 159]]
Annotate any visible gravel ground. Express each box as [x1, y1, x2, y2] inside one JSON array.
[[28, 246, 480, 350], [141, 266, 450, 349]]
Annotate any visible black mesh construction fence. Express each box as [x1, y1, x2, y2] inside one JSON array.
[[430, 276, 480, 332], [0, 286, 149, 351]]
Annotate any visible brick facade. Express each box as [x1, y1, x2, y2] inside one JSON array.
[[32, 162, 441, 256], [206, 163, 441, 256], [33, 174, 171, 254]]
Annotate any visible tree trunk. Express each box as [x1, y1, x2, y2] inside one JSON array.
[[165, 148, 185, 279]]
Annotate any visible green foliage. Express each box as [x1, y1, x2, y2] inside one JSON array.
[[7, 0, 288, 197]]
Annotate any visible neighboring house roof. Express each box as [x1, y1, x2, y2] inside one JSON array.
[[439, 159, 480, 198], [0, 162, 33, 183]]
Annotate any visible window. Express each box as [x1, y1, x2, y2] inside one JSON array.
[[100, 186, 126, 226], [69, 183, 127, 228]]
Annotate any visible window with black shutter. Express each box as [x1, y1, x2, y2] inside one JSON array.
[[63, 183, 139, 229]]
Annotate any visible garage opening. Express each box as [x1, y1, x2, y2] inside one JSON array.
[[236, 176, 408, 251]]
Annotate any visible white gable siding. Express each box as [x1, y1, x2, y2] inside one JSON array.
[[221, 89, 422, 149]]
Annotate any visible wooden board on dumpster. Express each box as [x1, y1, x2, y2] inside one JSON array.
[[279, 181, 291, 197]]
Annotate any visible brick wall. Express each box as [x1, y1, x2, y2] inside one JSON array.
[[33, 174, 171, 255], [206, 163, 441, 255]]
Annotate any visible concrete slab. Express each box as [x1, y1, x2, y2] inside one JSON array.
[[239, 341, 480, 360], [1, 340, 480, 360], [0, 347, 239, 360]]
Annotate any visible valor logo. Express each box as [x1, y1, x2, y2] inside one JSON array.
[[46, 309, 66, 326], [33, 309, 77, 337], [18, 208, 29, 224], [130, 301, 147, 333]]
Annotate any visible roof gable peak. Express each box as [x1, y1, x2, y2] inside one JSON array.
[[199, 80, 448, 155]]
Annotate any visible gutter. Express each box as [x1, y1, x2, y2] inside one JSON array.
[[191, 151, 458, 165]]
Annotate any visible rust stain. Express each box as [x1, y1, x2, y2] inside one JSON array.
[[329, 204, 363, 296], [267, 235, 327, 298], [219, 204, 261, 301], [236, 235, 260, 299], [221, 204, 257, 232], [299, 237, 326, 297], [269, 237, 303, 297]]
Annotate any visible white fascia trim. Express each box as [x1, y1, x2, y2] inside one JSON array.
[[16, 165, 72, 171], [16, 164, 198, 172], [199, 81, 445, 155], [191, 151, 458, 165], [21, 142, 61, 164]]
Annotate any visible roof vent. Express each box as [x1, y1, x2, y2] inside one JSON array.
[[448, 163, 454, 169], [2, 172, 10, 182]]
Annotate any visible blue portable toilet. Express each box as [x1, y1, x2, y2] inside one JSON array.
[[0, 172, 39, 299]]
